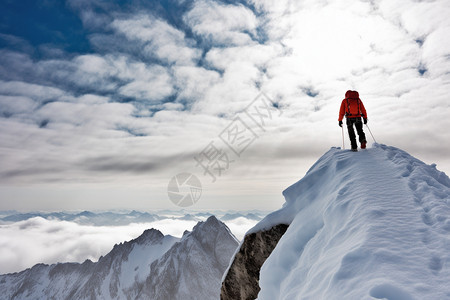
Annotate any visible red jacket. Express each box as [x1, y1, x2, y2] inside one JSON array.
[[338, 91, 367, 121]]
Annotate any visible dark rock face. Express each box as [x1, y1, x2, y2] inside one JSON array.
[[221, 223, 289, 300]]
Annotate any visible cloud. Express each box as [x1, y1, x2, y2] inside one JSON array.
[[112, 15, 201, 65], [0, 80, 70, 104], [0, 33, 34, 54], [0, 49, 177, 102], [184, 0, 259, 46], [379, 0, 450, 38], [204, 43, 280, 71], [39, 54, 175, 101], [79, 8, 112, 30], [0, 217, 186, 274], [0, 0, 449, 212], [0, 214, 257, 274], [421, 27, 450, 77], [222, 217, 259, 241], [118, 64, 174, 101], [172, 65, 221, 103], [0, 95, 36, 116]]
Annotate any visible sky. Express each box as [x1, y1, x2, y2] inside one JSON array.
[[1, 0, 449, 212]]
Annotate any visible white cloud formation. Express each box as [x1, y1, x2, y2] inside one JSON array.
[[79, 9, 111, 30], [205, 43, 280, 71], [222, 217, 259, 241], [52, 54, 175, 101], [112, 15, 201, 65], [0, 215, 257, 274], [172, 65, 221, 102], [74, 54, 115, 77], [0, 80, 68, 103], [0, 0, 449, 212], [0, 217, 181, 274], [118, 64, 174, 101], [184, 0, 259, 46], [0, 95, 36, 116]]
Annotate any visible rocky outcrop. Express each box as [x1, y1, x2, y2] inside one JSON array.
[[221, 223, 289, 300]]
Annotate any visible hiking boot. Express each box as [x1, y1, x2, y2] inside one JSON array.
[[361, 140, 367, 149], [351, 148, 358, 152]]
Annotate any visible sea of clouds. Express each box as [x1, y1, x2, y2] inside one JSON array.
[[0, 211, 261, 274]]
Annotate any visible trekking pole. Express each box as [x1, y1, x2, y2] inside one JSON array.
[[341, 126, 345, 149], [365, 123, 377, 143]]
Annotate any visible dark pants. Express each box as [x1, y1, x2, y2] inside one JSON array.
[[346, 117, 366, 149]]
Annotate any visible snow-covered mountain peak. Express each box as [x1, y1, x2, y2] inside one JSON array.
[[181, 215, 226, 240], [223, 144, 450, 300], [133, 228, 165, 245], [135, 215, 239, 299], [1, 217, 239, 300], [192, 215, 225, 234], [249, 143, 450, 234], [187, 215, 238, 254]]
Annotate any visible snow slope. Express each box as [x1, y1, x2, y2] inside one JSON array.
[[254, 144, 450, 299]]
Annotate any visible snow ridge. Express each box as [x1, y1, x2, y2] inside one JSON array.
[[255, 144, 450, 299]]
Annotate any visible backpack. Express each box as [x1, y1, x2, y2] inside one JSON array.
[[345, 90, 363, 117]]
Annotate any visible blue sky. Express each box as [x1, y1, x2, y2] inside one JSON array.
[[0, 0, 449, 211], [0, 1, 89, 54]]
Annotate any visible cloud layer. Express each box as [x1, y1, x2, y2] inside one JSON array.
[[0, 213, 259, 274]]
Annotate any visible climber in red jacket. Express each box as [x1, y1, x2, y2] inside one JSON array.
[[338, 90, 367, 151]]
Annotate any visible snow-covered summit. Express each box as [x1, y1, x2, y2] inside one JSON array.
[[189, 215, 238, 251], [225, 143, 450, 300], [132, 228, 165, 245], [139, 215, 239, 299]]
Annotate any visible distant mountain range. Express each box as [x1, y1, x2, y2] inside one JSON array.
[[0, 216, 238, 299], [0, 210, 267, 226], [0, 210, 160, 226]]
